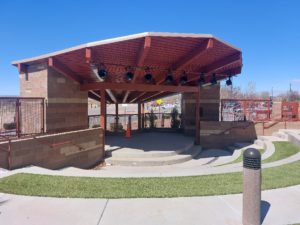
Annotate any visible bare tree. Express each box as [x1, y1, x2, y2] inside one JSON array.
[[244, 82, 257, 99], [280, 90, 300, 101], [259, 91, 270, 99], [220, 85, 243, 99]]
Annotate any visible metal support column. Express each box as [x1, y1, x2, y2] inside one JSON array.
[[100, 89, 106, 152], [115, 103, 119, 132], [195, 87, 200, 145]]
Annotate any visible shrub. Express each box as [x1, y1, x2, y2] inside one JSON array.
[[110, 123, 123, 131], [149, 109, 157, 128], [3, 122, 16, 130], [171, 107, 180, 129]]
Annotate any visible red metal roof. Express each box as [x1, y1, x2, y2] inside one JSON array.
[[13, 32, 242, 103]]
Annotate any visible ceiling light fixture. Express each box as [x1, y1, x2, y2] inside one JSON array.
[[179, 71, 188, 85], [210, 73, 217, 85]]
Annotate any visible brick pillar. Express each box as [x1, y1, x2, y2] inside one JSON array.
[[19, 63, 88, 133], [182, 84, 220, 135]]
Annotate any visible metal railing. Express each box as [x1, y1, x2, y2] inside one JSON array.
[[221, 99, 299, 122], [88, 112, 182, 131], [0, 97, 45, 140], [221, 99, 272, 122]]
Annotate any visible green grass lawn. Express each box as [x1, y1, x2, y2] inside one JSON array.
[[0, 159, 300, 198], [263, 141, 300, 163], [0, 141, 299, 198]]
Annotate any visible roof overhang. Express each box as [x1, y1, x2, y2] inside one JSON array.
[[12, 32, 243, 103]]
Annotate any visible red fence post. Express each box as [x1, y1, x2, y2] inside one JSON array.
[[15, 98, 21, 138], [268, 100, 271, 120], [285, 119, 287, 129], [220, 99, 223, 121], [8, 139, 12, 170], [195, 87, 201, 145], [41, 98, 45, 133]]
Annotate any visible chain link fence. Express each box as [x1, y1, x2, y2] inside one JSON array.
[[0, 97, 44, 139]]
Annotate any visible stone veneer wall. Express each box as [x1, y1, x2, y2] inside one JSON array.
[[200, 121, 257, 148], [46, 68, 88, 132], [20, 63, 88, 133], [0, 128, 104, 170], [182, 84, 220, 135]]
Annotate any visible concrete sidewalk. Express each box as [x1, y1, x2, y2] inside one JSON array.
[[0, 185, 300, 225]]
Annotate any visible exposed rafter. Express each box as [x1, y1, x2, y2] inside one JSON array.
[[85, 48, 118, 103], [156, 39, 214, 85], [187, 53, 242, 83], [129, 92, 147, 103], [85, 47, 92, 63], [88, 91, 112, 104], [80, 82, 198, 93], [122, 36, 151, 103], [106, 89, 117, 103], [141, 92, 173, 103], [203, 52, 241, 73], [48, 57, 82, 83], [138, 91, 165, 103], [88, 91, 100, 101], [18, 63, 28, 80], [134, 39, 214, 100]]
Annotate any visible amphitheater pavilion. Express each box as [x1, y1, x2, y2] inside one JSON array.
[[12, 32, 243, 149]]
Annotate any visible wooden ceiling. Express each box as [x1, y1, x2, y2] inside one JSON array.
[[14, 32, 242, 103]]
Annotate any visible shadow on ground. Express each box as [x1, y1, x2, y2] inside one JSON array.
[[261, 200, 271, 224]]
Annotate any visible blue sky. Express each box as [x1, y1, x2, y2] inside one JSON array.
[[0, 0, 299, 96]]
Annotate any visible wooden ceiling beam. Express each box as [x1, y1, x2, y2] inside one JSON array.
[[156, 38, 214, 85], [88, 91, 112, 104], [85, 48, 118, 103], [122, 36, 151, 103], [137, 91, 164, 103], [187, 53, 242, 83], [48, 57, 82, 84], [129, 92, 147, 103], [203, 52, 241, 73], [80, 82, 198, 93], [141, 92, 173, 103], [88, 91, 100, 101], [18, 63, 29, 80], [85, 48, 92, 63]]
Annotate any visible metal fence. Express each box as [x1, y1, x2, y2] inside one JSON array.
[[144, 112, 181, 128], [0, 97, 44, 139], [221, 99, 299, 122], [88, 112, 182, 131]]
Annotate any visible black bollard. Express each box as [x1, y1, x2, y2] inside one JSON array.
[[243, 148, 261, 225]]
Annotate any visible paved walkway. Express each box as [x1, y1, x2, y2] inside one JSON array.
[[0, 185, 300, 225]]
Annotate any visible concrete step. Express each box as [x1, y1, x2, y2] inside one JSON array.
[[233, 142, 252, 149], [107, 142, 194, 158], [196, 149, 234, 166], [105, 146, 202, 166], [254, 139, 264, 148], [272, 131, 288, 140], [209, 148, 242, 166], [226, 145, 236, 152]]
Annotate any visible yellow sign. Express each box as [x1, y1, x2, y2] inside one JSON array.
[[156, 99, 163, 105]]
